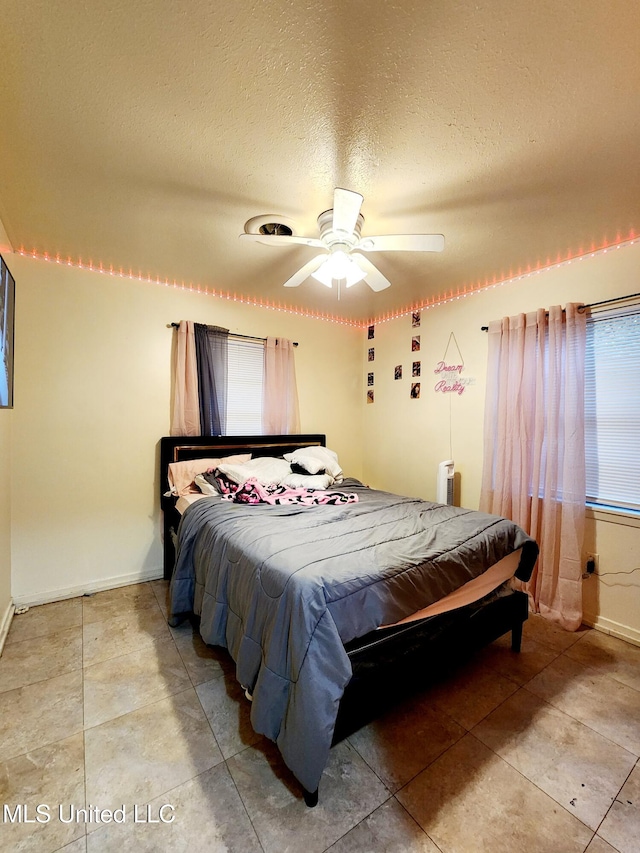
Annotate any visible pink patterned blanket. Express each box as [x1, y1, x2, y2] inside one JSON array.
[[220, 478, 358, 506]]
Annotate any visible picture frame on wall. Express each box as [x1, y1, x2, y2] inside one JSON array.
[[0, 254, 15, 409]]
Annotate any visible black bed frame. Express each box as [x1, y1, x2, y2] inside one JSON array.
[[159, 434, 532, 807]]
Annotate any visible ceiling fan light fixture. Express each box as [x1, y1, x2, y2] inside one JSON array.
[[311, 251, 367, 288]]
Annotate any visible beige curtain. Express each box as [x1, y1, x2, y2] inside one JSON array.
[[263, 337, 301, 435], [479, 304, 586, 630], [170, 320, 200, 436]]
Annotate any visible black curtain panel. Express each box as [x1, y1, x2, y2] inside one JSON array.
[[194, 324, 229, 435]]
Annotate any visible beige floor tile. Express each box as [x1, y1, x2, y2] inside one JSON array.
[[82, 583, 159, 626], [523, 613, 590, 652], [473, 688, 637, 829], [347, 692, 465, 792], [479, 631, 561, 685], [5, 598, 83, 646], [424, 656, 519, 729], [397, 734, 593, 853], [82, 606, 171, 668], [84, 687, 223, 811], [585, 836, 625, 853], [0, 626, 83, 693], [83, 638, 192, 728], [86, 763, 262, 852], [565, 630, 640, 693], [0, 671, 84, 762], [55, 838, 87, 852], [527, 655, 640, 755], [195, 673, 261, 759], [326, 797, 440, 852], [228, 739, 389, 853], [0, 733, 85, 853], [4, 577, 640, 853], [171, 623, 234, 686], [149, 579, 170, 620], [598, 762, 640, 853]]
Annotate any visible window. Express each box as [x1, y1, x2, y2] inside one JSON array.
[[225, 338, 264, 435], [585, 307, 640, 512], [172, 323, 299, 437]]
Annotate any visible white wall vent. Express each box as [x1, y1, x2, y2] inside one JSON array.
[[437, 460, 455, 505]]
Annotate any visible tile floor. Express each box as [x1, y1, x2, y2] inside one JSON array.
[[1, 580, 639, 853]]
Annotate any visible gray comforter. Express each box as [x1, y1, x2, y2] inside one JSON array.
[[169, 479, 534, 792]]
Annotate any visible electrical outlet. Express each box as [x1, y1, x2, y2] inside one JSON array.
[[585, 553, 599, 574]]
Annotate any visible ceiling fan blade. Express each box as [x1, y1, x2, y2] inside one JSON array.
[[240, 233, 324, 248], [332, 188, 363, 235], [283, 254, 328, 287], [351, 253, 391, 291], [356, 234, 445, 253]]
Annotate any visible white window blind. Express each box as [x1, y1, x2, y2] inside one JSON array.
[[225, 338, 264, 435], [585, 308, 640, 511]]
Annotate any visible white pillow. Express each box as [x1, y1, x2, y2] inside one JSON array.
[[280, 472, 334, 490], [216, 456, 292, 486], [283, 446, 343, 481]]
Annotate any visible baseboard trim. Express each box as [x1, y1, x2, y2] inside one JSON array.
[[0, 599, 15, 656], [10, 572, 638, 648], [582, 613, 640, 648], [12, 567, 165, 609]]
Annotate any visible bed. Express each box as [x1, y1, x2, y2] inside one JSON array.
[[160, 434, 538, 806]]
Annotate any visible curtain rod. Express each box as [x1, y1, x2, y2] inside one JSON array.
[[480, 290, 640, 331], [169, 323, 298, 346], [579, 290, 640, 312]]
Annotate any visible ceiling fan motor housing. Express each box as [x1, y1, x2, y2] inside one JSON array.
[[317, 209, 364, 250]]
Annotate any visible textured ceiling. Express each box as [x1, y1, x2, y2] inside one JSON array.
[[1, 0, 639, 322]]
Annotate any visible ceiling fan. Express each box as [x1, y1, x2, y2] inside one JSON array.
[[239, 188, 444, 292]]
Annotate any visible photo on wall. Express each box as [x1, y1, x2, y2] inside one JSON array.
[[411, 335, 421, 352], [367, 389, 374, 404], [412, 361, 421, 377], [367, 372, 374, 386], [368, 347, 375, 362], [410, 382, 421, 399], [412, 311, 421, 328], [394, 365, 402, 380], [0, 254, 15, 409], [367, 325, 375, 340]]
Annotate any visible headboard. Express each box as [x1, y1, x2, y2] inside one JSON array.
[[159, 434, 326, 577], [159, 433, 326, 506]]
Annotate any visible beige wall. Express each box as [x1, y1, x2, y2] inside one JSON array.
[[5, 243, 640, 643], [583, 511, 640, 644], [9, 256, 363, 604], [361, 241, 640, 642]]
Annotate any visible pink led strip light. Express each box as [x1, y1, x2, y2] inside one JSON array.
[[17, 234, 638, 330], [367, 235, 639, 326]]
